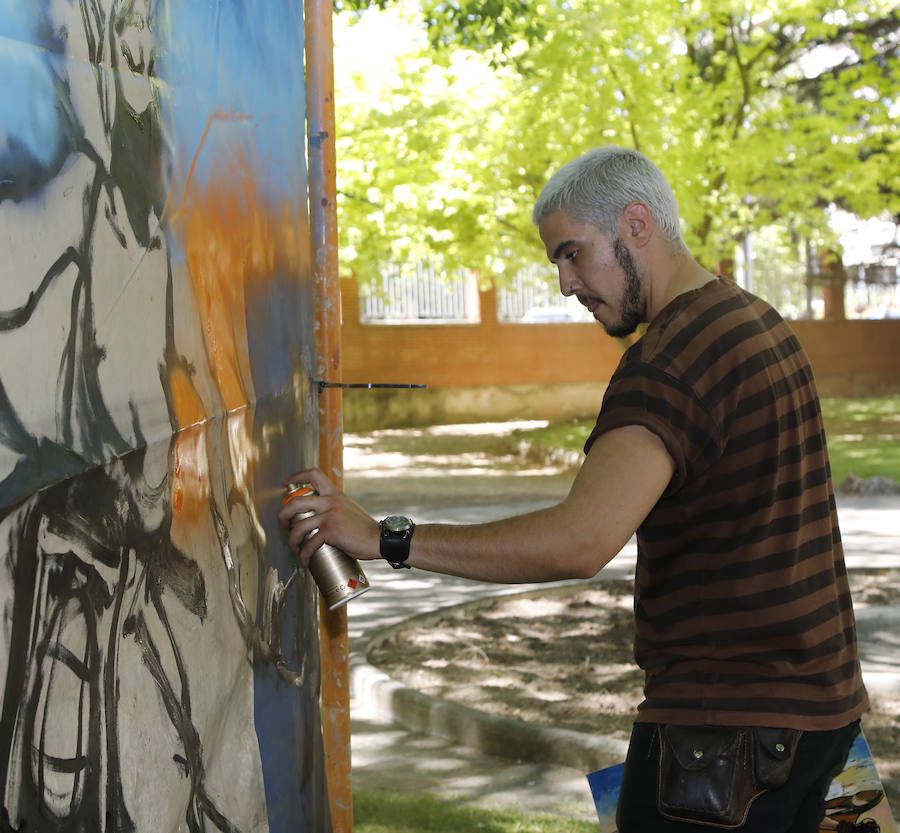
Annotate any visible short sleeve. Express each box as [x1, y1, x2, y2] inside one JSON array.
[[584, 361, 724, 495]]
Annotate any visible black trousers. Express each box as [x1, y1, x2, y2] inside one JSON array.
[[616, 720, 860, 833]]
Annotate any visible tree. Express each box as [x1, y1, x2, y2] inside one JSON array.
[[334, 0, 900, 284], [334, 9, 511, 283]]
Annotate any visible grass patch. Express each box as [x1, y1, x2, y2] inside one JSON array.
[[514, 420, 594, 455], [353, 789, 598, 833], [820, 397, 900, 484], [512, 397, 900, 486]]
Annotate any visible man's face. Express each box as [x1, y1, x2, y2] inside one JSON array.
[[539, 210, 647, 337]]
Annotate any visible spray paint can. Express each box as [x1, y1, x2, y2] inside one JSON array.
[[282, 483, 371, 610]]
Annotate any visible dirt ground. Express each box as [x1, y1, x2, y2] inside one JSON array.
[[368, 568, 900, 812]]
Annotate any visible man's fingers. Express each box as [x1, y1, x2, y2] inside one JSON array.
[[280, 468, 321, 489], [291, 523, 327, 567]]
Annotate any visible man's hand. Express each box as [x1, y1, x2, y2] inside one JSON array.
[[277, 469, 380, 567]]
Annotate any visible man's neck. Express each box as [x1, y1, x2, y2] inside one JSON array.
[[646, 250, 717, 323]]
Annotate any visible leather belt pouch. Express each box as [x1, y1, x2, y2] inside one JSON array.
[[657, 725, 801, 829]]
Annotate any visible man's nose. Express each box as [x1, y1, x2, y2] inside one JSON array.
[[558, 265, 578, 297]]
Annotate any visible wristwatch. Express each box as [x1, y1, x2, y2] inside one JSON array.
[[379, 515, 416, 569]]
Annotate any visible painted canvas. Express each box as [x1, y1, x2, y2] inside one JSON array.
[[0, 1, 329, 831], [820, 732, 898, 833]]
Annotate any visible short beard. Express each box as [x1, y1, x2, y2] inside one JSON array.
[[606, 238, 645, 338]]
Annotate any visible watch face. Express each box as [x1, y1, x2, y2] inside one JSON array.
[[384, 514, 412, 533]]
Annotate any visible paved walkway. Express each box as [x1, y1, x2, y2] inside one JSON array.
[[341, 422, 900, 821]]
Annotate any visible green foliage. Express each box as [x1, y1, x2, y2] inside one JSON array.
[[334, 0, 546, 60], [354, 788, 599, 833], [334, 1, 900, 283], [334, 8, 514, 284], [420, 0, 546, 60]]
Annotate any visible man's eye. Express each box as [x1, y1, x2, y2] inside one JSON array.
[[566, 249, 579, 262]]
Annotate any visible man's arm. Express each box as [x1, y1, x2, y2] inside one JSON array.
[[279, 424, 675, 583]]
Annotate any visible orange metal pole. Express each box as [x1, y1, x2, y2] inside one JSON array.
[[305, 1, 352, 831]]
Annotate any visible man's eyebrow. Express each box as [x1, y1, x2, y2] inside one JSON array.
[[550, 239, 579, 262]]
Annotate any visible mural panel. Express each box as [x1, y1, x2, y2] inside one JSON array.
[[0, 1, 328, 831]]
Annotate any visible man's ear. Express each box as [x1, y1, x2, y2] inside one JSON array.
[[620, 202, 653, 247]]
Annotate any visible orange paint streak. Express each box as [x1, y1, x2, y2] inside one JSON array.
[[176, 142, 304, 412], [170, 366, 207, 428], [162, 117, 310, 532], [169, 368, 210, 524]]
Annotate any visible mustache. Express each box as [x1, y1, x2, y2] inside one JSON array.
[[576, 293, 602, 306]]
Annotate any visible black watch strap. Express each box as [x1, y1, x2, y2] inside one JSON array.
[[379, 515, 415, 569]]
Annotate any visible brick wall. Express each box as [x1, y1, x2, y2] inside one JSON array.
[[339, 278, 900, 428]]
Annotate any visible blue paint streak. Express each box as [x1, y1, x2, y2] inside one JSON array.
[[247, 269, 319, 833], [155, 0, 307, 204], [0, 1, 66, 175]]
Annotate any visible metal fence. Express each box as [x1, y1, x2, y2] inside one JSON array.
[[359, 263, 479, 322], [495, 265, 562, 321], [359, 263, 585, 323]]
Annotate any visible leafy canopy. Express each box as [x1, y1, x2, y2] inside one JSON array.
[[334, 0, 900, 283]]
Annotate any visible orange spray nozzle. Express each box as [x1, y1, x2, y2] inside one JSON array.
[[282, 483, 316, 507]]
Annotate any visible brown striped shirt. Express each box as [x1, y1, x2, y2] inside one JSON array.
[[585, 278, 868, 730]]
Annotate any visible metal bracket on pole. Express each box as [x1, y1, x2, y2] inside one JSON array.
[[316, 381, 426, 393]]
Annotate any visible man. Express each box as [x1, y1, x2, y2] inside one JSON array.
[[279, 146, 868, 831]]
